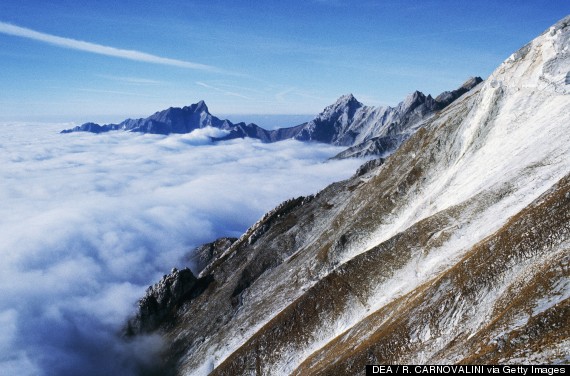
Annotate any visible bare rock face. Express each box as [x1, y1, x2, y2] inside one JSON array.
[[128, 267, 213, 335], [126, 16, 570, 376], [434, 76, 483, 107], [187, 237, 237, 275], [353, 157, 385, 177]]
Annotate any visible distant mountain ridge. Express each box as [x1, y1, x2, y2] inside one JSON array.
[[61, 100, 235, 134], [61, 78, 482, 159], [332, 76, 483, 158]]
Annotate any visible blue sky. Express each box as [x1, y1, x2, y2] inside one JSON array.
[[0, 0, 568, 123]]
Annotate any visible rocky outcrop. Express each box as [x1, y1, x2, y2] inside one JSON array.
[[127, 267, 213, 335], [186, 237, 237, 275], [353, 157, 385, 177], [435, 76, 483, 107]]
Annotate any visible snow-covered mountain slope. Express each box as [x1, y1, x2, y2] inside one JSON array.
[[129, 16, 570, 375]]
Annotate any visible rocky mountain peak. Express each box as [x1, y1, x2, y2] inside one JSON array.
[[319, 93, 363, 117], [334, 93, 360, 106], [187, 100, 209, 114], [400, 90, 427, 112], [324, 93, 361, 116], [289, 94, 366, 145]]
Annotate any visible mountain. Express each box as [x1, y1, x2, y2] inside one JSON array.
[[332, 77, 482, 159], [61, 101, 237, 134], [213, 93, 366, 145], [61, 80, 482, 160], [126, 15, 570, 374], [211, 77, 481, 156]]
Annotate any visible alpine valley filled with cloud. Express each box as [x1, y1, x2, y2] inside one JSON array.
[[0, 122, 367, 374], [0, 2, 569, 376]]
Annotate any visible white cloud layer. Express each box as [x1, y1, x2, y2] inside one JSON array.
[[0, 122, 365, 375], [0, 22, 220, 72]]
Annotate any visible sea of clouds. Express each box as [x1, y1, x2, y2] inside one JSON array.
[[0, 123, 366, 375]]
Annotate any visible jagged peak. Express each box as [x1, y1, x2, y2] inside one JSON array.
[[335, 93, 363, 107], [184, 100, 210, 114], [407, 90, 426, 100], [336, 93, 357, 103], [310, 94, 364, 124], [401, 90, 427, 110], [196, 100, 208, 112], [319, 93, 363, 115]]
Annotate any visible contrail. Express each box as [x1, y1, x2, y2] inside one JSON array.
[[0, 21, 222, 72]]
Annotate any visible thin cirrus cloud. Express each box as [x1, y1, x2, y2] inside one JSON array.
[[0, 122, 366, 375], [77, 87, 163, 98], [196, 81, 253, 100], [0, 21, 222, 73], [97, 75, 165, 85]]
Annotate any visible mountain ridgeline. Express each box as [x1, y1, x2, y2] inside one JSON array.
[[61, 78, 482, 159], [125, 15, 570, 375]]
